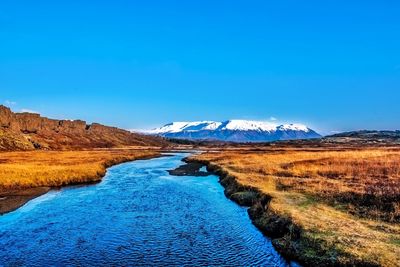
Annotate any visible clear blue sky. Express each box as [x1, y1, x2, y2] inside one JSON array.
[[1, 1, 399, 134]]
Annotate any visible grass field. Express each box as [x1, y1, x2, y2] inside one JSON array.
[[0, 149, 160, 190], [193, 147, 400, 266]]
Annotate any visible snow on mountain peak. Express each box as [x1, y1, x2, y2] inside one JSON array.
[[147, 121, 221, 134], [148, 122, 189, 134], [277, 123, 310, 132], [220, 120, 277, 132]]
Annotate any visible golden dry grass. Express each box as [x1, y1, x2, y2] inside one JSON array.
[[194, 147, 400, 266], [0, 149, 160, 191]]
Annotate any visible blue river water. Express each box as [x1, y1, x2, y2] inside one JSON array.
[[0, 153, 295, 266]]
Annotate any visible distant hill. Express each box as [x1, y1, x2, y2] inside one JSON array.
[[323, 130, 400, 145], [328, 130, 400, 139], [0, 105, 168, 151], [143, 120, 321, 142]]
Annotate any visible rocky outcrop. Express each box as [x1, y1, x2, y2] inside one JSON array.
[[0, 106, 12, 127], [0, 105, 168, 151]]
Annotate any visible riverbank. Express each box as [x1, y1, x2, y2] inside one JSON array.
[[188, 148, 400, 267], [0, 149, 162, 214]]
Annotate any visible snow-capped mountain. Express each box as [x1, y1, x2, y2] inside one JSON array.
[[143, 120, 321, 142]]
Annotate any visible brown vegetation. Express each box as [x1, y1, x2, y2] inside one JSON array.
[[0, 149, 160, 190], [0, 148, 161, 214], [192, 147, 400, 266]]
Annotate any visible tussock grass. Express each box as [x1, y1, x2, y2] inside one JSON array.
[[194, 147, 400, 266], [0, 149, 159, 190]]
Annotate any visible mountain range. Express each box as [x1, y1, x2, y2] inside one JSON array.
[[143, 120, 321, 142]]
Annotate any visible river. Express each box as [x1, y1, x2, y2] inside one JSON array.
[[0, 153, 295, 266]]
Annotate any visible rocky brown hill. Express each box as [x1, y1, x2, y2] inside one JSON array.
[[0, 105, 168, 150]]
